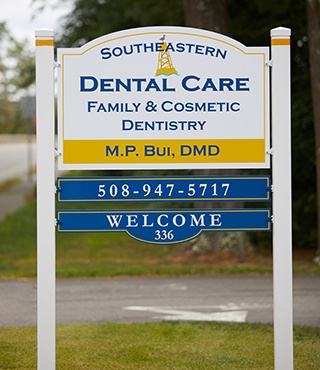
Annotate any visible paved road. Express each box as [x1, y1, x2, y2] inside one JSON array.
[[0, 275, 319, 327], [0, 138, 36, 183], [0, 136, 37, 220]]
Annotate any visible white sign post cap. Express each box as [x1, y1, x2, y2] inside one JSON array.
[[35, 29, 54, 38], [270, 27, 291, 38]]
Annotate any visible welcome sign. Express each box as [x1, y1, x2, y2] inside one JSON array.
[[57, 26, 270, 169], [57, 209, 271, 244]]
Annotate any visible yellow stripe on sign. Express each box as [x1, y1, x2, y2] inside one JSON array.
[[271, 38, 290, 46], [36, 40, 54, 46], [63, 139, 266, 165]]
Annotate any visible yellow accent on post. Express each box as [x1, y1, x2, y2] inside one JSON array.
[[36, 40, 54, 46], [62, 138, 266, 165], [271, 38, 290, 46]]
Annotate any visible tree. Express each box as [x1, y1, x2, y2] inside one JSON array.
[[226, 0, 318, 254], [183, 0, 254, 258], [184, 0, 229, 34], [306, 0, 320, 263], [0, 22, 34, 97], [0, 22, 34, 133], [37, 0, 319, 255], [52, 0, 184, 47]]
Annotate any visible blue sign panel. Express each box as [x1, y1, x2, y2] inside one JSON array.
[[56, 176, 271, 203], [56, 209, 272, 244]]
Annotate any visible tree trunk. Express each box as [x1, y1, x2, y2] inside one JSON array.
[[306, 0, 320, 264], [183, 0, 253, 258], [184, 0, 229, 35]]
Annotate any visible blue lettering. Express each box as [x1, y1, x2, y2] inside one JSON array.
[[236, 78, 250, 91], [97, 103, 107, 112], [101, 78, 113, 92], [145, 78, 161, 92], [219, 78, 234, 91], [195, 44, 204, 54], [145, 145, 155, 156], [175, 42, 185, 52], [88, 101, 97, 112], [155, 43, 163, 52], [231, 102, 241, 111], [181, 145, 192, 156], [106, 145, 119, 156], [115, 79, 131, 92], [204, 46, 215, 57], [185, 43, 196, 53], [201, 79, 218, 91], [216, 48, 227, 59], [132, 78, 146, 91], [80, 76, 98, 92], [100, 47, 111, 60], [181, 75, 200, 92], [161, 100, 173, 112], [100, 43, 227, 60], [180, 145, 220, 156], [162, 79, 175, 92], [195, 102, 207, 111], [133, 43, 143, 53], [122, 120, 134, 130], [125, 145, 136, 156], [165, 43, 175, 52], [123, 45, 134, 55], [112, 47, 123, 57]]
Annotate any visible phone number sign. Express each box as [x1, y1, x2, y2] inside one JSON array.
[[57, 26, 270, 170], [56, 176, 271, 203]]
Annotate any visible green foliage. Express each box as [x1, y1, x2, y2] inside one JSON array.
[[291, 74, 317, 246], [229, 0, 316, 247], [56, 0, 184, 47], [0, 322, 319, 369], [228, 0, 293, 45], [53, 0, 316, 247], [0, 22, 35, 133], [0, 22, 34, 98]]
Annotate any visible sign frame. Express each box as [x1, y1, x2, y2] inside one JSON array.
[[57, 26, 270, 170]]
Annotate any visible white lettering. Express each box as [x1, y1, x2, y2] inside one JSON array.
[[190, 214, 206, 227], [210, 214, 222, 226], [157, 214, 169, 227], [172, 214, 186, 227], [105, 214, 123, 227], [126, 215, 138, 227]]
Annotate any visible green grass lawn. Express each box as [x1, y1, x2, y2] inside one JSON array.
[[0, 322, 320, 370], [1, 322, 320, 369], [0, 200, 319, 278]]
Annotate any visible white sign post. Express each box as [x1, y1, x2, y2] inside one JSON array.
[[271, 27, 293, 370], [35, 30, 56, 370]]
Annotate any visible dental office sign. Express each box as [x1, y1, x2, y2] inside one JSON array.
[[57, 26, 269, 170], [38, 27, 292, 370]]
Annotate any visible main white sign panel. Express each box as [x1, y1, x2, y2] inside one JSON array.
[[57, 26, 269, 169]]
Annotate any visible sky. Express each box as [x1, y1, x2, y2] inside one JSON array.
[[0, 0, 72, 47]]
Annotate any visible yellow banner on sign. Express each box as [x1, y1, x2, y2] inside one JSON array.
[[63, 139, 265, 165]]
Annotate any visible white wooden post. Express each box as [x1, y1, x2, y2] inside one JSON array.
[[35, 29, 56, 370], [270, 27, 293, 370]]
